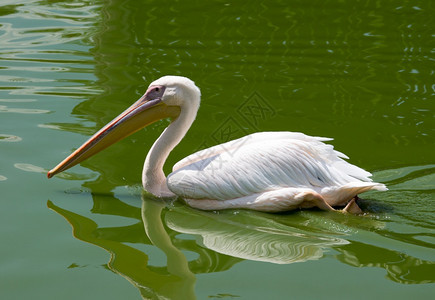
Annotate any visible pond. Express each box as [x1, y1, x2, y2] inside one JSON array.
[[1, 0, 434, 299]]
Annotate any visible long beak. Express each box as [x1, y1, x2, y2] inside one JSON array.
[[47, 97, 180, 178]]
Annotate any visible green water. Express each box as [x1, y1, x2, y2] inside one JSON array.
[[1, 0, 434, 299]]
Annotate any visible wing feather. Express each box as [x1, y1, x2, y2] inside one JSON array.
[[172, 131, 330, 171]]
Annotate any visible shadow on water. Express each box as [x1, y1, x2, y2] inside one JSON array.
[[47, 164, 435, 299]]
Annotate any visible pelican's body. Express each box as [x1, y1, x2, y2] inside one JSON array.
[[167, 131, 385, 212], [48, 76, 387, 213]]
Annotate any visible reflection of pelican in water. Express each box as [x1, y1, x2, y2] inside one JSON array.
[[47, 190, 435, 298], [48, 195, 347, 299], [141, 199, 196, 299], [165, 208, 348, 264], [47, 197, 196, 300], [48, 76, 387, 212]]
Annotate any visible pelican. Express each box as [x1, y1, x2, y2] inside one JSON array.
[[48, 76, 387, 213]]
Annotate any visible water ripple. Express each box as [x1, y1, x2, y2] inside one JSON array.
[[0, 105, 50, 114], [0, 134, 22, 142], [0, 0, 99, 102], [14, 162, 96, 180], [0, 2, 99, 50], [14, 163, 46, 173], [0, 98, 36, 102]]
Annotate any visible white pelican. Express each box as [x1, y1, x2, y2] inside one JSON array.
[[48, 76, 387, 213]]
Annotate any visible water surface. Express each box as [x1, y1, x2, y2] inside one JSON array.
[[0, 0, 434, 299]]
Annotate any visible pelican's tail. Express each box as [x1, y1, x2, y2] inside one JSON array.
[[321, 181, 387, 206]]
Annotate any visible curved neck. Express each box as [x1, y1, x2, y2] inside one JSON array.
[[142, 105, 197, 197]]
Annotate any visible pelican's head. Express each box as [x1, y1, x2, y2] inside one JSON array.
[[47, 75, 200, 178], [150, 75, 200, 110]]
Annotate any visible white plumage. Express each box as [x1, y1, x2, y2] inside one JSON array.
[[48, 75, 387, 213], [168, 131, 386, 212]]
